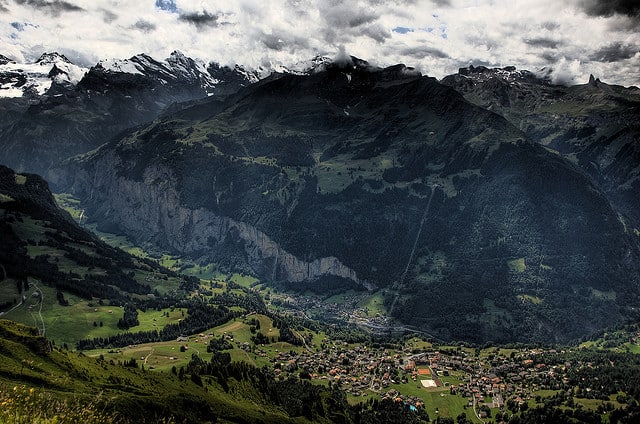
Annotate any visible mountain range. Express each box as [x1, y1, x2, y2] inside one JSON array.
[[1, 52, 639, 343], [0, 51, 258, 178]]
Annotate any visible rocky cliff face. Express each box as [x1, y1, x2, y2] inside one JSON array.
[[58, 153, 370, 290]]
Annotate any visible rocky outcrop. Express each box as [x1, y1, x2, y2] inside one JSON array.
[[58, 154, 372, 290]]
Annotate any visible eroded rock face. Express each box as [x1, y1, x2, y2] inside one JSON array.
[[59, 154, 370, 289]]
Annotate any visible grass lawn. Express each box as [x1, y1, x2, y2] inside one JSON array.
[[357, 291, 386, 317], [507, 258, 526, 273], [87, 338, 214, 373], [185, 263, 223, 280], [84, 313, 302, 372], [230, 273, 259, 288], [2, 281, 188, 347], [2, 284, 121, 346], [405, 337, 434, 352], [324, 290, 357, 304], [53, 192, 83, 221], [574, 396, 623, 412], [9, 216, 50, 242], [390, 382, 482, 423], [623, 343, 640, 354]]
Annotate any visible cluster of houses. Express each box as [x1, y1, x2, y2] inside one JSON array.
[[264, 338, 571, 415], [270, 343, 428, 409]]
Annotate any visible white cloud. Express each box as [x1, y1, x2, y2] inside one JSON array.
[[0, 0, 638, 86]]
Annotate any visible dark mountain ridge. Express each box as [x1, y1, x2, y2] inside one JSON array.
[[442, 65, 640, 228], [53, 58, 640, 343], [0, 51, 257, 181], [0, 164, 194, 305]]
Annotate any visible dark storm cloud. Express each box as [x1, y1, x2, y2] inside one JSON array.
[[541, 21, 560, 30], [523, 37, 562, 49], [261, 32, 310, 52], [589, 42, 639, 62], [400, 45, 450, 59], [362, 23, 391, 43], [133, 20, 156, 33], [13, 0, 83, 15], [465, 35, 500, 51], [541, 52, 559, 63], [580, 0, 640, 19], [100, 8, 117, 23], [316, 2, 391, 45], [320, 1, 380, 29], [262, 34, 286, 51], [178, 11, 222, 29], [327, 9, 378, 28]]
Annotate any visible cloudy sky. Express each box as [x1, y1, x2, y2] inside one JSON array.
[[1, 0, 639, 86]]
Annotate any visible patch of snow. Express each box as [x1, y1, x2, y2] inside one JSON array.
[[290, 56, 333, 74], [235, 65, 261, 84], [54, 62, 87, 84], [99, 58, 145, 75], [0, 84, 25, 98], [0, 53, 87, 98]]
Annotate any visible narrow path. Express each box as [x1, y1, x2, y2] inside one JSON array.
[[399, 186, 436, 283], [4, 297, 24, 315], [144, 348, 154, 365], [389, 186, 437, 315], [31, 281, 46, 336], [472, 393, 486, 424], [292, 329, 313, 353]]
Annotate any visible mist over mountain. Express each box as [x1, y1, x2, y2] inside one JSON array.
[[37, 55, 640, 344]]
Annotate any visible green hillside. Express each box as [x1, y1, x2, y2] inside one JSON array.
[[0, 319, 312, 423], [0, 165, 200, 346]]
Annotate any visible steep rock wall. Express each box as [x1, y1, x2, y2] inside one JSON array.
[[59, 153, 372, 289]]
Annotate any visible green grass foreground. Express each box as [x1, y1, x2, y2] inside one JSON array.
[[0, 320, 311, 423]]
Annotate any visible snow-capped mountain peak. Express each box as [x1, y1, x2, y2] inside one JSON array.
[[36, 52, 72, 65], [97, 57, 146, 75], [0, 52, 87, 98], [95, 52, 221, 94]]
